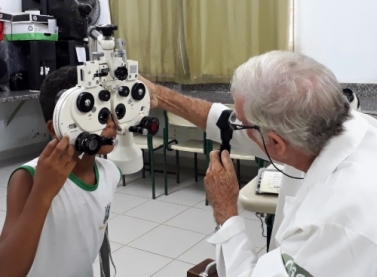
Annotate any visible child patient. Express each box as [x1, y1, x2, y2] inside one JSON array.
[[0, 66, 121, 277]]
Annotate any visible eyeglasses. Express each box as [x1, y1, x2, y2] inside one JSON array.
[[227, 109, 303, 180], [228, 110, 260, 131]]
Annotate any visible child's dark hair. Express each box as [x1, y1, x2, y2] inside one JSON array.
[[39, 66, 78, 123]]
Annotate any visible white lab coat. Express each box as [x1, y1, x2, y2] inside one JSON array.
[[206, 103, 377, 276]]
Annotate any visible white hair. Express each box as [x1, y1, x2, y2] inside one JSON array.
[[231, 51, 351, 155]]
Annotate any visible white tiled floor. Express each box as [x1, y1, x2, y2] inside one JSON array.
[[0, 156, 267, 277]]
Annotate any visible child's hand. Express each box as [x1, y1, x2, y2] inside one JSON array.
[[33, 136, 77, 202]]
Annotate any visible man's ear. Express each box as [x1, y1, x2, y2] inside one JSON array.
[[266, 132, 286, 156], [46, 120, 57, 139]]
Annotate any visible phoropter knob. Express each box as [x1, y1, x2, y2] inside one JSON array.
[[99, 90, 111, 101], [131, 83, 146, 101], [114, 66, 128, 81], [118, 86, 130, 97], [77, 92, 95, 113], [129, 117, 159, 136]]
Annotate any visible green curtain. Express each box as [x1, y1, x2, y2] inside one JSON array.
[[110, 0, 290, 84]]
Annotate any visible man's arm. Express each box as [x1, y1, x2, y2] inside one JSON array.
[[139, 76, 212, 130], [0, 137, 76, 277], [140, 76, 271, 160]]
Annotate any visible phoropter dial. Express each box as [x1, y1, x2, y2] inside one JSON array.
[[131, 83, 146, 101], [114, 65, 128, 81], [115, 104, 126, 120], [129, 117, 159, 136], [75, 132, 102, 155], [118, 86, 130, 97], [99, 90, 111, 101], [75, 132, 115, 155], [98, 108, 111, 124], [77, 92, 95, 113]]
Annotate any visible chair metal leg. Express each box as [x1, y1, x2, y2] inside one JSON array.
[[148, 150, 152, 175], [176, 150, 180, 184], [194, 153, 198, 182], [164, 142, 168, 195], [141, 150, 146, 178], [122, 175, 126, 187], [148, 148, 156, 200]]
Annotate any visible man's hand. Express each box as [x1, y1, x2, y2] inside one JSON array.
[[33, 136, 77, 203], [138, 75, 159, 109], [204, 150, 239, 225]]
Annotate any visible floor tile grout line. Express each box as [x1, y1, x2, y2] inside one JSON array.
[[117, 220, 207, 251], [114, 190, 154, 200], [160, 222, 214, 236], [96, 238, 218, 274], [125, 244, 177, 261], [112, 208, 214, 236], [117, 179, 206, 192], [117, 173, 197, 189], [118, 221, 164, 246], [150, 260, 176, 277], [150, 258, 195, 277], [111, 198, 153, 215], [119, 205, 191, 226], [155, 198, 205, 208], [174, 232, 216, 262], [115, 190, 206, 207]]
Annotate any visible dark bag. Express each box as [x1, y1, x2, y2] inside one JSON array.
[[187, 259, 218, 277]]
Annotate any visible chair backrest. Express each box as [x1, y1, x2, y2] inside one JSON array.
[[166, 111, 198, 128]]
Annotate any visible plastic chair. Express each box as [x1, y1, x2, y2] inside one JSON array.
[[132, 131, 177, 199], [163, 111, 208, 194]]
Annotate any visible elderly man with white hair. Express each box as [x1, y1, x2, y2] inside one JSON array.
[[140, 50, 377, 276]]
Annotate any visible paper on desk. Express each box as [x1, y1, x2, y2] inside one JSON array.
[[256, 169, 282, 194]]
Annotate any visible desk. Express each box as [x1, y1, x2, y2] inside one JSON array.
[[0, 90, 39, 126], [0, 90, 39, 103], [239, 165, 279, 214]]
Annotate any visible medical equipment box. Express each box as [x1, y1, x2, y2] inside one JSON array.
[[0, 11, 58, 41]]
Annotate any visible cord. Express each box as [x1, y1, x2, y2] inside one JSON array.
[[255, 213, 267, 238], [99, 250, 105, 277], [99, 229, 117, 277], [106, 230, 117, 277], [258, 129, 304, 180]]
